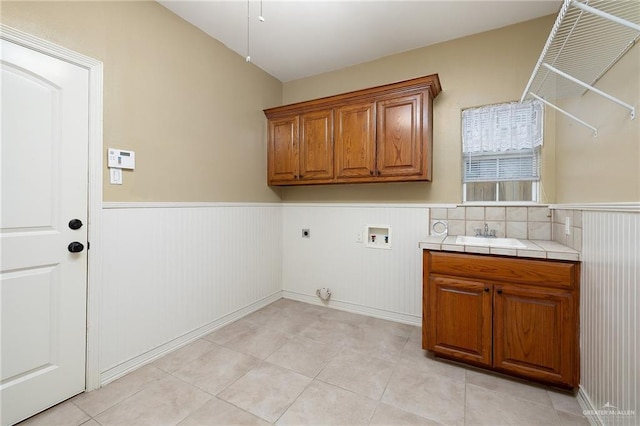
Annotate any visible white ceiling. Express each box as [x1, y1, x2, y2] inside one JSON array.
[[159, 0, 561, 82]]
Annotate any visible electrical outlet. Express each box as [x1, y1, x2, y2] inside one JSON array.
[[302, 229, 310, 238], [565, 217, 571, 236], [356, 232, 363, 243]]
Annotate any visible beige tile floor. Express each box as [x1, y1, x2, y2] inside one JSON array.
[[19, 298, 589, 426]]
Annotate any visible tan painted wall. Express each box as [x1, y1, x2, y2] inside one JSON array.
[[12, 5, 622, 205], [554, 43, 640, 203], [1, 1, 283, 202], [281, 15, 557, 203]]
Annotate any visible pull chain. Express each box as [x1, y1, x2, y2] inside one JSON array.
[[245, 0, 251, 62]]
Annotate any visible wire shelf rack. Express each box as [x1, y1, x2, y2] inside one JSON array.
[[521, 0, 640, 135]]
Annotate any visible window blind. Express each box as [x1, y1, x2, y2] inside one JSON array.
[[462, 100, 543, 183], [464, 149, 540, 182]]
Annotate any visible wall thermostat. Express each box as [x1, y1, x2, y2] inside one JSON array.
[[108, 148, 135, 169]]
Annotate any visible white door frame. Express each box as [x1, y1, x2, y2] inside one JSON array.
[[1, 24, 104, 391]]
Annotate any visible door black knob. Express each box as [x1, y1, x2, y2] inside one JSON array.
[[484, 287, 490, 292], [497, 289, 503, 295], [69, 219, 83, 230], [68, 242, 84, 253]]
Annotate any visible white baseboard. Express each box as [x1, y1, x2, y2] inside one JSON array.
[[282, 290, 422, 326], [99, 291, 282, 386], [577, 386, 603, 426]]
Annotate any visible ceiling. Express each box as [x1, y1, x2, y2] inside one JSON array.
[[159, 0, 561, 82]]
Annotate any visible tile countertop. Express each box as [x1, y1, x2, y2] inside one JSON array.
[[419, 236, 581, 261]]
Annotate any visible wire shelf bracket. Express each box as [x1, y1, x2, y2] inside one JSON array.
[[521, 0, 640, 136]]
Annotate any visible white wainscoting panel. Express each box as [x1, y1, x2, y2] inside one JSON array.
[[581, 210, 639, 425], [282, 204, 429, 325], [100, 204, 282, 383]]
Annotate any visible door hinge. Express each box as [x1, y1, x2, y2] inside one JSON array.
[[87, 241, 90, 250]]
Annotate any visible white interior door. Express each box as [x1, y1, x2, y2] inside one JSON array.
[[1, 38, 89, 426]]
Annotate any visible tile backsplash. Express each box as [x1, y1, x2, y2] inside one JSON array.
[[430, 206, 552, 240], [551, 209, 583, 251]]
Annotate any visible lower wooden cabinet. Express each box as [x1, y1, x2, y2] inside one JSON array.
[[428, 276, 492, 366], [493, 283, 575, 385], [423, 250, 580, 389]]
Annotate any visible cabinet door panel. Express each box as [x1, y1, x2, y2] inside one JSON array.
[[335, 102, 375, 178], [376, 94, 422, 176], [494, 284, 576, 387], [300, 110, 333, 180], [427, 276, 492, 366], [268, 116, 298, 183]]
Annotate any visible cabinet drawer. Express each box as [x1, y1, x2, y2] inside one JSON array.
[[426, 251, 578, 289]]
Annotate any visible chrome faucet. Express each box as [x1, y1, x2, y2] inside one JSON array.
[[475, 223, 497, 238]]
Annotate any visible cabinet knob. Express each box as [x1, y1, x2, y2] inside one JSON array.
[[497, 289, 503, 295], [484, 287, 489, 292]]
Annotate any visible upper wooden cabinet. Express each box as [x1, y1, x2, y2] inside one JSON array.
[[335, 101, 376, 179], [299, 109, 334, 181], [376, 93, 423, 178], [267, 111, 334, 184], [264, 74, 441, 186], [268, 116, 298, 183]]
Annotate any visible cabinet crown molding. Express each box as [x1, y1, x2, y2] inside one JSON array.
[[264, 74, 441, 117]]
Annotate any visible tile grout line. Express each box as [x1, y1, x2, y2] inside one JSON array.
[[463, 369, 468, 425], [26, 299, 587, 426]]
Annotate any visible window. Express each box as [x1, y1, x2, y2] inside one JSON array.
[[462, 100, 543, 203]]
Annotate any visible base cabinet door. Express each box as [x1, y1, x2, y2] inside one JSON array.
[[493, 284, 576, 387], [427, 276, 492, 366]]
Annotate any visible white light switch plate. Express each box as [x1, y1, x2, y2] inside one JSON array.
[[565, 217, 571, 235], [110, 168, 123, 185]]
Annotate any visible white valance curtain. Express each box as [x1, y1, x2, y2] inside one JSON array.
[[462, 100, 543, 183], [462, 100, 543, 154]]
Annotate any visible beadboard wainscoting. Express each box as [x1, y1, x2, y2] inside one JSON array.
[[579, 208, 639, 425], [282, 204, 429, 325], [100, 203, 283, 384]]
